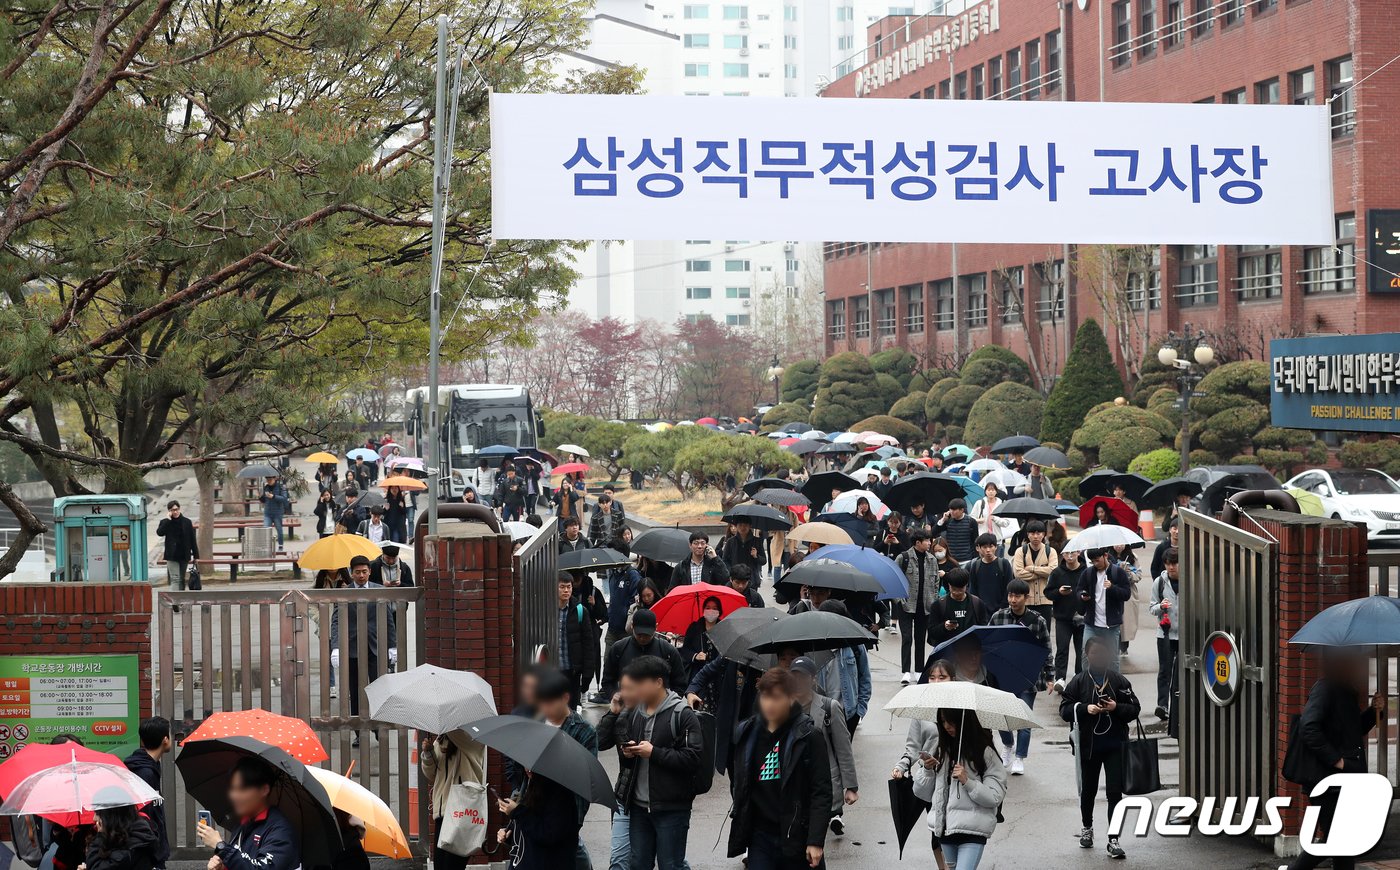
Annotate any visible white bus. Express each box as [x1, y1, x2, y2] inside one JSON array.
[[405, 384, 543, 498]]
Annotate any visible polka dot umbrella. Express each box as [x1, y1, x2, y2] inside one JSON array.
[[184, 709, 328, 765]]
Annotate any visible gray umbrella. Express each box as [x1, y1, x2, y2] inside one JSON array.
[[236, 464, 280, 479], [993, 497, 1061, 521], [365, 664, 498, 734], [753, 488, 810, 508]]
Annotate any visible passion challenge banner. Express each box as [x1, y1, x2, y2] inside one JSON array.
[[490, 93, 1333, 245]]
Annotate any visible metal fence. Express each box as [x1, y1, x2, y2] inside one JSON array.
[[155, 587, 428, 856], [514, 518, 559, 672], [1370, 551, 1400, 782]]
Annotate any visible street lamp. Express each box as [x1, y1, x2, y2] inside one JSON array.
[[1158, 323, 1215, 475], [766, 355, 784, 406]]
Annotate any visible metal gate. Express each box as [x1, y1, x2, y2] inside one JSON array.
[[155, 588, 428, 856], [1178, 508, 1276, 815]]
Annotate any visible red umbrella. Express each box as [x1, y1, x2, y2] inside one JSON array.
[[778, 437, 800, 446], [552, 462, 590, 476], [1079, 495, 1139, 530], [696, 417, 719, 426], [185, 709, 328, 764], [651, 583, 748, 634], [0, 743, 125, 825]]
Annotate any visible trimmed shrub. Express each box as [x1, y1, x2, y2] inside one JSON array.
[[761, 402, 813, 433], [1190, 361, 1270, 419], [1197, 401, 1270, 459], [938, 384, 985, 429], [1101, 426, 1169, 472], [890, 391, 929, 428], [1128, 448, 1181, 482], [1189, 449, 1220, 467], [964, 383, 1046, 448], [1339, 439, 1400, 478], [961, 345, 1034, 387], [925, 377, 962, 423], [812, 352, 886, 431], [876, 373, 906, 413], [910, 368, 955, 393], [850, 414, 926, 444], [780, 360, 821, 405], [870, 348, 919, 389], [1146, 387, 1182, 428], [1068, 404, 1173, 470], [1253, 426, 1316, 451], [1131, 354, 1178, 407], [1049, 475, 1082, 501], [1041, 319, 1126, 445]]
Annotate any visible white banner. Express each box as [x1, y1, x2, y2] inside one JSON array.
[[489, 94, 1334, 245]]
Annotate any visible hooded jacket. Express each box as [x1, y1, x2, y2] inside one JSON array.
[[896, 547, 940, 616], [911, 745, 1007, 840], [728, 708, 832, 860], [598, 691, 704, 812], [215, 807, 300, 870], [84, 816, 160, 870], [122, 750, 169, 866]]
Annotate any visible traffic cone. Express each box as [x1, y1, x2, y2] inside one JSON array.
[[1139, 510, 1156, 540]]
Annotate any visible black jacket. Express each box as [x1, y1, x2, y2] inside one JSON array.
[[728, 708, 832, 859], [934, 514, 980, 562], [156, 515, 198, 564], [368, 557, 413, 587], [687, 658, 759, 775], [558, 534, 592, 556], [1074, 562, 1133, 628], [506, 773, 582, 870], [720, 534, 767, 575], [964, 557, 1013, 612], [122, 750, 169, 865], [215, 808, 300, 870], [556, 600, 597, 676], [84, 816, 160, 870], [601, 635, 688, 697], [330, 583, 396, 659], [668, 556, 730, 591], [1295, 678, 1377, 784], [928, 593, 990, 644], [1045, 562, 1086, 621], [1059, 669, 1142, 756], [598, 695, 704, 812]]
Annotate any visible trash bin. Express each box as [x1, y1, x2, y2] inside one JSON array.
[[243, 526, 275, 559]]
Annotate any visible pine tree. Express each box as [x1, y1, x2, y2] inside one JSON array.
[[1040, 319, 1126, 445]]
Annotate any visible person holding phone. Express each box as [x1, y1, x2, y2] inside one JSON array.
[[890, 659, 954, 870], [909, 707, 1007, 870], [196, 757, 300, 870], [1045, 548, 1087, 692], [421, 731, 487, 870], [1073, 548, 1132, 672]]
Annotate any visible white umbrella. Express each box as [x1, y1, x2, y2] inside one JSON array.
[[365, 664, 498, 734], [858, 432, 900, 446], [826, 489, 890, 520], [964, 458, 1003, 473], [981, 467, 1030, 493], [833, 431, 862, 443], [502, 521, 539, 542], [800, 430, 828, 440], [557, 443, 590, 457], [1062, 523, 1146, 554], [884, 681, 1040, 733]]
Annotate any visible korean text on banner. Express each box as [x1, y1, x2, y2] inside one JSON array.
[[489, 94, 1333, 245]]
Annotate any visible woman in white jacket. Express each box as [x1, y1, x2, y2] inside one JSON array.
[[911, 707, 1008, 870], [891, 658, 956, 870], [970, 482, 1018, 555]]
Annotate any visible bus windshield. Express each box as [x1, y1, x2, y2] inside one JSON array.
[[452, 398, 535, 454]]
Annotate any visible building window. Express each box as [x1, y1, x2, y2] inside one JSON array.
[[1111, 2, 1131, 67], [723, 34, 748, 49], [1177, 245, 1218, 307], [784, 34, 798, 49], [1301, 214, 1356, 294], [1254, 0, 1277, 10], [933, 280, 954, 330], [1255, 77, 1280, 105], [1236, 245, 1282, 300], [722, 5, 747, 20], [999, 267, 1024, 324], [1222, 87, 1245, 104], [723, 63, 749, 77], [724, 259, 750, 271], [1165, 2, 1184, 47], [1290, 67, 1316, 105], [965, 274, 988, 326], [726, 313, 750, 326], [1045, 30, 1061, 90], [1126, 249, 1162, 311], [832, 5, 849, 21], [787, 4, 801, 21], [828, 301, 847, 338], [988, 57, 1002, 98], [785, 258, 800, 273], [836, 35, 851, 50], [968, 65, 984, 99], [784, 63, 798, 79], [1025, 40, 1041, 98], [683, 4, 709, 19], [1192, 0, 1213, 37], [685, 259, 712, 271], [1329, 56, 1355, 138], [876, 289, 897, 336], [684, 314, 707, 325], [1037, 261, 1065, 320], [903, 284, 925, 333], [1006, 48, 1022, 97], [1138, 0, 1156, 57], [852, 297, 871, 338], [686, 287, 712, 300], [955, 72, 967, 100], [1222, 0, 1243, 25], [684, 33, 710, 48], [725, 286, 750, 299], [939, 79, 951, 99], [923, 84, 937, 99], [684, 63, 710, 77]]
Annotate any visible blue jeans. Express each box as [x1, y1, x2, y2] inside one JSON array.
[[942, 840, 985, 869], [609, 809, 630, 870], [998, 688, 1036, 758], [264, 511, 284, 547], [1083, 624, 1122, 671], [627, 807, 690, 870]]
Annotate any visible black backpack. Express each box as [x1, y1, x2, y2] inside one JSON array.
[[669, 706, 717, 796]]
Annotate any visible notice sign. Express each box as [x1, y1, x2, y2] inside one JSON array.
[[0, 654, 140, 756], [490, 94, 1334, 244], [1271, 334, 1400, 433]]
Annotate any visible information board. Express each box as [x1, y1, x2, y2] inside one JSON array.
[[0, 654, 140, 757]]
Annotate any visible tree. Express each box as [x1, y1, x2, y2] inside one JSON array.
[[673, 435, 800, 510], [574, 318, 643, 419], [849, 415, 926, 445], [889, 391, 928, 429], [958, 346, 1035, 390], [622, 426, 715, 496], [1131, 354, 1178, 406], [780, 360, 821, 405], [760, 402, 811, 433], [1067, 404, 1174, 471], [811, 353, 885, 432], [923, 377, 962, 426], [673, 317, 768, 419], [870, 348, 918, 389], [1128, 448, 1183, 482], [1041, 319, 1126, 445], [964, 383, 1045, 448], [1074, 245, 1159, 385], [875, 373, 906, 415]]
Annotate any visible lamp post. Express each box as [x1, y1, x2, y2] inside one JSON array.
[[766, 355, 784, 406], [1157, 323, 1215, 475]]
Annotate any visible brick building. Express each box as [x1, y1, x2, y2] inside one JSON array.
[[820, 0, 1400, 379]]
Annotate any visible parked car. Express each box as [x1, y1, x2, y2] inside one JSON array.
[[1283, 468, 1400, 545], [1186, 464, 1282, 514]]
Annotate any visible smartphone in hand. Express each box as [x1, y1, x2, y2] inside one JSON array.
[[197, 810, 213, 827]]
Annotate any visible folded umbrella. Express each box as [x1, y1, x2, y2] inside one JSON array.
[[748, 610, 877, 654], [307, 767, 410, 859], [744, 477, 795, 496], [1140, 476, 1203, 509], [465, 716, 615, 809], [928, 624, 1050, 695], [753, 488, 810, 508], [884, 473, 967, 514], [185, 709, 328, 764], [788, 522, 856, 547], [631, 528, 693, 564], [889, 776, 930, 859], [366, 664, 498, 734], [652, 582, 748, 634], [722, 504, 793, 532], [799, 471, 860, 506], [177, 736, 342, 870], [300, 534, 382, 571], [1289, 595, 1400, 647], [1061, 523, 1145, 554], [0, 759, 161, 822], [806, 544, 907, 601], [559, 547, 632, 571], [1079, 495, 1139, 530], [993, 497, 1061, 521], [1024, 446, 1071, 470], [884, 680, 1040, 733], [237, 464, 280, 479], [990, 434, 1041, 453]]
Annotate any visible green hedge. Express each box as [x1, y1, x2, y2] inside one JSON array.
[[964, 382, 1045, 448], [1128, 447, 1181, 482]]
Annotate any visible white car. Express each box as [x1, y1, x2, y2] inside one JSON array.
[[1284, 468, 1400, 545]]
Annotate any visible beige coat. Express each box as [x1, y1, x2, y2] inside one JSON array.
[[1012, 543, 1060, 607], [420, 730, 488, 820]]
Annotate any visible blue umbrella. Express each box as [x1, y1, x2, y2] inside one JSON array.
[[346, 447, 379, 461], [477, 444, 517, 457], [810, 544, 908, 601], [930, 624, 1049, 694], [812, 511, 877, 545], [1289, 595, 1400, 647], [873, 445, 906, 459], [949, 475, 985, 505]]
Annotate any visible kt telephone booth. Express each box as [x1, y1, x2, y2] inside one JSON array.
[[52, 494, 148, 583]]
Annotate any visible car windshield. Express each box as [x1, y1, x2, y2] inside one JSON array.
[[1331, 470, 1400, 496]]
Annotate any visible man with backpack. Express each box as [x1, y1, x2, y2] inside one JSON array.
[[789, 656, 859, 838], [124, 717, 172, 869], [598, 656, 707, 870], [600, 609, 688, 700], [965, 532, 1014, 612], [895, 530, 940, 684], [556, 573, 597, 708]]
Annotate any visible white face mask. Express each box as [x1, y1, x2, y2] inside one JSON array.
[[703, 609, 721, 623], [934, 549, 947, 560]]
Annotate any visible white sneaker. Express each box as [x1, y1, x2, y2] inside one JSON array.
[[1010, 756, 1025, 775], [901, 672, 912, 685], [1000, 745, 1014, 767], [1052, 678, 1066, 694]]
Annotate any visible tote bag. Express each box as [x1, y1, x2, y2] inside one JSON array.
[[1123, 719, 1162, 795], [437, 781, 489, 857]]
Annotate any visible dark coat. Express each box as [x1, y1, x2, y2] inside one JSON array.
[[1059, 669, 1141, 756], [155, 515, 198, 564], [506, 774, 582, 870], [557, 533, 592, 556], [1294, 678, 1378, 784], [1045, 562, 1086, 621], [963, 556, 1013, 612], [84, 816, 160, 870], [601, 635, 688, 697], [668, 556, 730, 591], [498, 475, 527, 508], [727, 709, 832, 859], [368, 557, 413, 587], [556, 600, 597, 676], [934, 514, 980, 562], [122, 750, 169, 866], [1073, 562, 1133, 628], [330, 583, 397, 660], [598, 697, 705, 812], [680, 620, 720, 680], [687, 658, 759, 774], [215, 808, 300, 870], [928, 593, 990, 644], [720, 533, 767, 575], [588, 501, 626, 545]]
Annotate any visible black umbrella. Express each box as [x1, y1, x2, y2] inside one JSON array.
[[176, 737, 341, 870], [709, 608, 787, 668], [753, 488, 810, 508], [1140, 476, 1203, 509], [631, 528, 692, 564], [748, 610, 877, 653], [722, 503, 793, 531], [993, 497, 1061, 521], [465, 716, 616, 809], [781, 422, 814, 434], [799, 470, 860, 506], [1024, 446, 1071, 470], [559, 547, 632, 571], [884, 473, 967, 514], [780, 558, 883, 594], [990, 435, 1041, 453], [357, 490, 386, 510], [1107, 472, 1154, 503], [735, 422, 758, 432], [784, 440, 824, 456], [743, 477, 794, 497], [1077, 469, 1121, 500], [236, 464, 280, 479], [815, 442, 858, 456], [889, 776, 930, 858]]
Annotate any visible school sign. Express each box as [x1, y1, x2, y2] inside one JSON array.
[[1271, 334, 1400, 433]]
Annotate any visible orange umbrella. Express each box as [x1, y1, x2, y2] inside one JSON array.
[[308, 767, 410, 858], [184, 709, 328, 764], [378, 475, 427, 491]]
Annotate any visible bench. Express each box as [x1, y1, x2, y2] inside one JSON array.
[[197, 517, 302, 541], [192, 554, 303, 583]]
